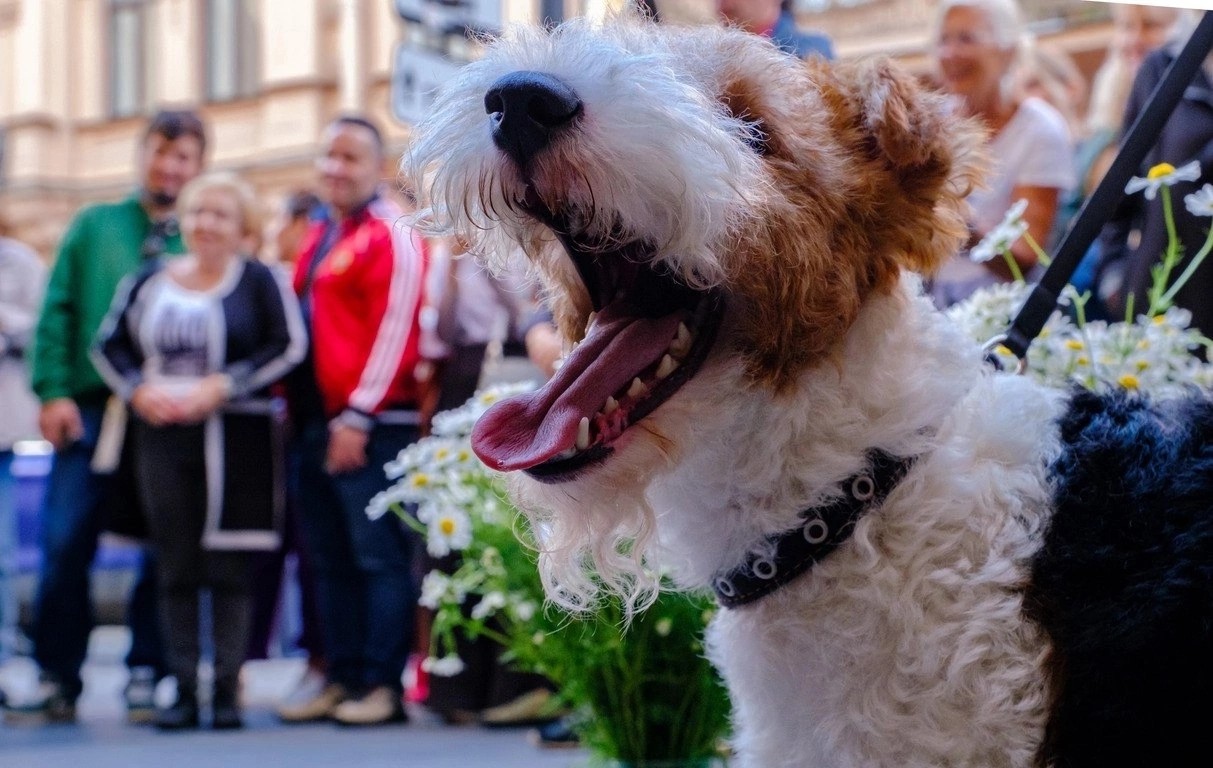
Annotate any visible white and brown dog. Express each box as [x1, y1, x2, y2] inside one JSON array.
[[407, 18, 1213, 768]]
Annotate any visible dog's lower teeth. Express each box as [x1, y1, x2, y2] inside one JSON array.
[[576, 417, 591, 450], [604, 396, 619, 415], [628, 378, 648, 399], [553, 447, 576, 460]]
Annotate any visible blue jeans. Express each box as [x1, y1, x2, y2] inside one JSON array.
[[31, 403, 164, 699], [0, 450, 17, 659], [296, 421, 418, 693]]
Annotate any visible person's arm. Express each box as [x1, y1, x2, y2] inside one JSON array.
[[0, 245, 46, 353], [222, 263, 308, 398], [90, 269, 180, 427], [31, 212, 87, 403], [327, 221, 426, 473]]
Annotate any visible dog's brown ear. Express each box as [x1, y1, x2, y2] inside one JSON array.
[[846, 59, 985, 276]]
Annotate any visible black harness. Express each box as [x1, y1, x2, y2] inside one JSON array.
[[711, 450, 917, 608]]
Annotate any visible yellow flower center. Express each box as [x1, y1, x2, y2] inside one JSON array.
[[1118, 374, 1140, 389], [1148, 163, 1176, 179], [1064, 339, 1084, 351], [435, 448, 449, 461], [1152, 315, 1166, 325], [1136, 360, 1150, 372], [1077, 356, 1090, 366], [410, 473, 429, 488], [439, 518, 457, 536]]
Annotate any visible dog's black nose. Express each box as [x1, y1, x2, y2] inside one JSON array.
[[485, 71, 582, 168]]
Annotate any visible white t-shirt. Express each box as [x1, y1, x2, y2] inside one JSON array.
[[932, 97, 1076, 307]]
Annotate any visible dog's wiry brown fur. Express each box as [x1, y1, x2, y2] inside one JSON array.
[[717, 54, 984, 388]]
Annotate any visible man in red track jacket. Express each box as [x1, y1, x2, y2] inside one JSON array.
[[280, 115, 427, 727]]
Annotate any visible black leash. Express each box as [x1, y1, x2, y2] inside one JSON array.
[[994, 10, 1213, 365]]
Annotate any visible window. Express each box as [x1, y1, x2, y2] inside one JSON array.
[[109, 0, 146, 118], [204, 0, 258, 102]]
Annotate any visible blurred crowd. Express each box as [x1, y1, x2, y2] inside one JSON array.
[[0, 0, 1210, 744]]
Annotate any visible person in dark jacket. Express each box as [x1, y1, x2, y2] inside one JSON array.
[[1097, 37, 1213, 335], [93, 172, 306, 730]]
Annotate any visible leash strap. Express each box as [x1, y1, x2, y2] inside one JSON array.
[[998, 10, 1213, 362], [712, 450, 916, 609]]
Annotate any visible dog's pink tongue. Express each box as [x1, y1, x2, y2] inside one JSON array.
[[473, 305, 682, 471]]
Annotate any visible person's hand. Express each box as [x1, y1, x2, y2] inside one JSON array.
[[176, 374, 231, 424], [525, 322, 564, 379], [326, 423, 369, 474], [39, 398, 85, 451], [130, 384, 184, 427]]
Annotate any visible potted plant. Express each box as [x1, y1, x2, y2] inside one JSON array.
[[370, 385, 732, 767]]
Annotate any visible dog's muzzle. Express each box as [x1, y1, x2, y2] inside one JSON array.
[[485, 71, 583, 168]]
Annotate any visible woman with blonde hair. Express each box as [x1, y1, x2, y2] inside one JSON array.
[[93, 172, 305, 730], [928, 0, 1075, 307]]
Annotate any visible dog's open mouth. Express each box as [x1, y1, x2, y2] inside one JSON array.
[[471, 199, 722, 482]]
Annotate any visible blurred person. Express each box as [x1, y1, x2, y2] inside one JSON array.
[[93, 172, 305, 730], [265, 189, 323, 269], [1017, 40, 1086, 145], [928, 0, 1075, 307], [717, 0, 833, 60], [1057, 5, 1191, 308], [246, 187, 326, 698], [1096, 24, 1213, 337], [277, 115, 428, 727], [0, 218, 46, 662], [9, 110, 206, 724]]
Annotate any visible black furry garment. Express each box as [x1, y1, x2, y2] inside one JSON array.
[[1026, 387, 1213, 768]]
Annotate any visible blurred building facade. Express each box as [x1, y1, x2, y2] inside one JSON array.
[[0, 0, 1116, 259]]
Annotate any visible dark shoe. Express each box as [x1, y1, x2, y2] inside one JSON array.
[[211, 703, 244, 730], [154, 696, 200, 730], [3, 678, 76, 724], [124, 666, 158, 724], [528, 717, 580, 749], [211, 686, 243, 730]]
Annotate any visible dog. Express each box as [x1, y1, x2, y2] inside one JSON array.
[[406, 17, 1213, 768]]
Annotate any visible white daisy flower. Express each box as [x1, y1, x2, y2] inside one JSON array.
[[970, 199, 1029, 264], [426, 507, 473, 557], [470, 591, 508, 620], [1185, 184, 1213, 217], [421, 654, 466, 677], [1125, 160, 1201, 200], [418, 572, 452, 609], [513, 600, 537, 622]]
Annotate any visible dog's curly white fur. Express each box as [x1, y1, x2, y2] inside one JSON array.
[[406, 17, 1213, 768]]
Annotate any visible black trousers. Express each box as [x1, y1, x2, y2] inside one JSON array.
[[134, 421, 251, 700]]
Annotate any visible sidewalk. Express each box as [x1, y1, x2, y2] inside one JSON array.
[[0, 627, 589, 768]]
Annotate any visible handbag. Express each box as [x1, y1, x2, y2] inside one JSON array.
[[92, 396, 149, 541]]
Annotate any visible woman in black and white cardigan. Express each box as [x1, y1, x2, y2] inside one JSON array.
[[93, 172, 305, 730]]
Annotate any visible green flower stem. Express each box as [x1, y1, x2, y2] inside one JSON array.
[[1148, 187, 1183, 316], [1000, 247, 1025, 284], [1024, 231, 1051, 269], [1125, 292, 1136, 324], [1159, 226, 1213, 309]]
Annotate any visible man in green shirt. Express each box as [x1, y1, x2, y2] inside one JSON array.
[[8, 110, 206, 724]]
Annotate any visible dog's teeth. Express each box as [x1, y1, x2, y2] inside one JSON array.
[[655, 354, 678, 380], [603, 396, 619, 415], [554, 447, 576, 460], [670, 323, 692, 358], [586, 312, 597, 334], [576, 417, 591, 450], [628, 378, 648, 399]]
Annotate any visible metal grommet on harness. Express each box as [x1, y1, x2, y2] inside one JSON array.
[[803, 518, 829, 545], [752, 558, 777, 580], [715, 576, 736, 598], [850, 475, 875, 501]]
